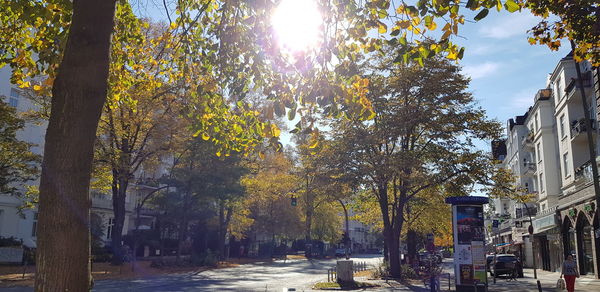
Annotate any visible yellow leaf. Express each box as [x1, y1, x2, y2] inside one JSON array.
[[202, 132, 210, 141], [170, 22, 177, 30], [378, 23, 387, 34], [309, 140, 319, 149], [447, 50, 458, 60], [271, 124, 281, 138], [33, 85, 42, 91]]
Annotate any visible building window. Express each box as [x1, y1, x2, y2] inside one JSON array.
[[560, 114, 566, 138], [31, 212, 38, 237], [9, 88, 19, 108], [536, 143, 541, 163], [556, 76, 563, 99], [107, 218, 114, 240], [535, 113, 539, 131], [563, 153, 570, 177], [539, 173, 544, 192]]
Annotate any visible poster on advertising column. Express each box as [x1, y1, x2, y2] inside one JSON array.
[[454, 204, 486, 286]]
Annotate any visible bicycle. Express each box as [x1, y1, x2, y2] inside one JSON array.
[[507, 269, 518, 281]]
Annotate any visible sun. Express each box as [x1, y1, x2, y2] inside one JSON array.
[[271, 0, 323, 53]]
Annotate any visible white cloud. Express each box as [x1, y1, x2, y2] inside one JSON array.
[[478, 12, 539, 39], [502, 87, 539, 112], [462, 62, 501, 79]]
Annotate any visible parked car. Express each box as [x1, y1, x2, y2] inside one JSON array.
[[490, 254, 523, 278], [335, 248, 351, 257]]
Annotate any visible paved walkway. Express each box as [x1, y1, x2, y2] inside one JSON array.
[[413, 267, 600, 291], [363, 266, 600, 291]]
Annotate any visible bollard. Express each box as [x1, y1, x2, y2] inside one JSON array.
[[536, 280, 542, 292]]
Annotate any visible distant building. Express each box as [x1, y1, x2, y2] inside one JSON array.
[[0, 66, 163, 252]]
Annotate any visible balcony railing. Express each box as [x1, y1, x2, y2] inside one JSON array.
[[565, 74, 592, 96], [571, 118, 596, 140], [535, 88, 552, 101], [521, 134, 534, 149], [516, 206, 537, 219], [575, 160, 594, 184], [523, 162, 536, 176]]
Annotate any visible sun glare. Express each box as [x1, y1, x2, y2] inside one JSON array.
[[272, 0, 323, 53]]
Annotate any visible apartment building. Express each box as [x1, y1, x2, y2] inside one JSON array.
[[0, 67, 45, 248], [490, 113, 537, 268], [492, 53, 600, 278], [553, 55, 599, 277]]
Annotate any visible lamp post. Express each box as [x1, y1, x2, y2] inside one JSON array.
[[523, 203, 537, 280], [338, 199, 350, 260]]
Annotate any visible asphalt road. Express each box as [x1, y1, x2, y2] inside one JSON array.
[[5, 254, 384, 292]]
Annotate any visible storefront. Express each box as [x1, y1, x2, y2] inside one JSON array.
[[560, 202, 600, 278], [533, 210, 562, 272]]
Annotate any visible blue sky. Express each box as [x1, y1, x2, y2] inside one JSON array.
[[455, 10, 570, 126]]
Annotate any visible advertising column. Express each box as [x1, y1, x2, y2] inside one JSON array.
[[446, 196, 489, 292]]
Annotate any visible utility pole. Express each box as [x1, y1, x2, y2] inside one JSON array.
[[523, 202, 537, 279], [338, 199, 350, 260]]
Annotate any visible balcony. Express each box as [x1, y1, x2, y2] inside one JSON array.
[[516, 205, 537, 219], [535, 88, 552, 101], [523, 161, 537, 176], [521, 133, 534, 149], [499, 218, 514, 234], [570, 118, 596, 142], [574, 160, 594, 185], [566, 74, 592, 102]]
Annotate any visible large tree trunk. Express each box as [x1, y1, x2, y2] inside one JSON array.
[[217, 201, 233, 260], [110, 178, 128, 265], [34, 0, 117, 290], [406, 229, 418, 266], [377, 183, 404, 278], [388, 230, 401, 278]]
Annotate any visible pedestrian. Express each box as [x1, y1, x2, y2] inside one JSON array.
[[560, 254, 579, 292]]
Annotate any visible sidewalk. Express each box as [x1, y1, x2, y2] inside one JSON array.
[[360, 267, 600, 292], [487, 268, 600, 292]]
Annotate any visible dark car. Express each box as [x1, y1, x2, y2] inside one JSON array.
[[490, 254, 524, 278]]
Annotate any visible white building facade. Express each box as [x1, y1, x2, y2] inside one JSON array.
[[493, 53, 600, 278]]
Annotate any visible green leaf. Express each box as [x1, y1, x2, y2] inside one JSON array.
[[504, 0, 520, 13], [390, 29, 400, 37], [474, 8, 489, 21], [465, 0, 476, 9], [457, 47, 465, 59], [287, 108, 296, 121]]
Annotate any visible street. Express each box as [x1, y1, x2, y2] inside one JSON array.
[[5, 255, 600, 291], [3, 255, 383, 292]]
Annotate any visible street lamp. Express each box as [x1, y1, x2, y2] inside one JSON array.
[[523, 202, 537, 280]]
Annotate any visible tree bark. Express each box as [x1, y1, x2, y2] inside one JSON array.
[[217, 201, 233, 260], [34, 0, 117, 290], [406, 229, 418, 265], [110, 178, 127, 265], [304, 175, 314, 258]]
